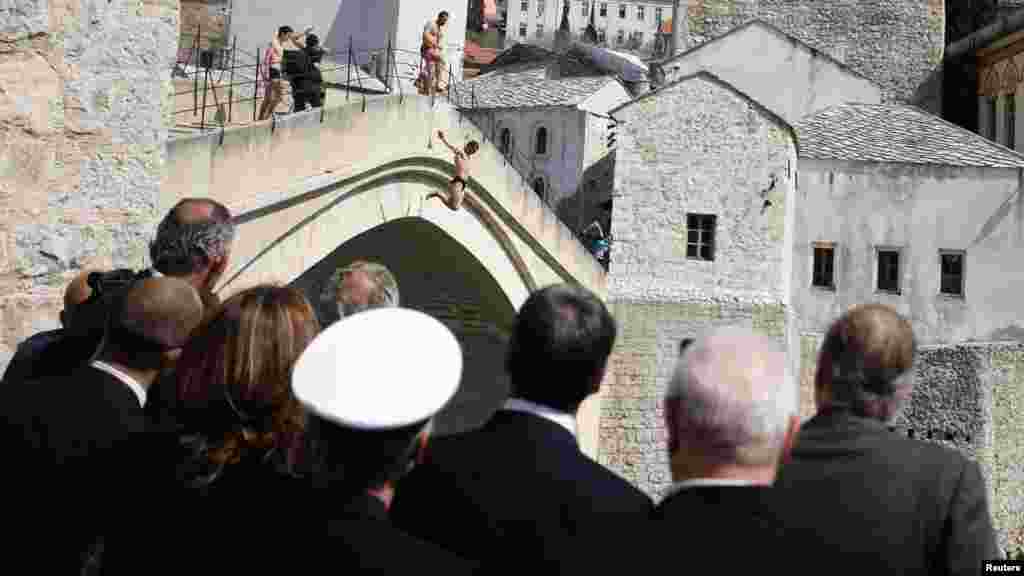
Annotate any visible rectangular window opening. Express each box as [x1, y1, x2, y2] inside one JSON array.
[[876, 248, 901, 294], [686, 214, 717, 261], [812, 244, 836, 290], [940, 251, 965, 298], [1006, 93, 1016, 149]]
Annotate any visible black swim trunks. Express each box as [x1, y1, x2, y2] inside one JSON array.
[[269, 67, 282, 80], [451, 176, 467, 190]]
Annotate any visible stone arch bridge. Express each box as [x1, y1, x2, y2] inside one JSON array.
[[163, 94, 607, 454]]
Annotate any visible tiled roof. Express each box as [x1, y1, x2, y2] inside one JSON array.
[[451, 65, 616, 109], [464, 41, 499, 66], [795, 103, 1024, 168]]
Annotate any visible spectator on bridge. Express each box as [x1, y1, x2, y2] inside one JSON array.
[[650, 327, 799, 569], [390, 283, 653, 573], [418, 11, 449, 98], [770, 304, 999, 573], [259, 25, 312, 120], [292, 307, 481, 572], [427, 130, 478, 212], [146, 198, 236, 431], [100, 285, 321, 574], [2, 268, 97, 385], [291, 32, 325, 112], [0, 277, 203, 573], [321, 260, 400, 326]]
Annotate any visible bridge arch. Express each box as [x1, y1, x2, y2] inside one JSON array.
[[290, 217, 516, 436]]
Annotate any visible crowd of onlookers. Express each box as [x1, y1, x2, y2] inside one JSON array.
[[0, 197, 1009, 574]]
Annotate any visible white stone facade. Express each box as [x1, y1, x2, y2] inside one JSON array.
[[506, 0, 674, 53]]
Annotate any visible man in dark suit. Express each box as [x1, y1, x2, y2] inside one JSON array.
[[145, 198, 235, 432], [2, 269, 96, 384], [292, 307, 482, 573], [651, 327, 799, 568], [772, 304, 999, 574], [390, 283, 653, 573], [0, 277, 204, 573]]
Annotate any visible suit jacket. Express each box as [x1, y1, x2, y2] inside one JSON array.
[[650, 486, 792, 570], [1, 328, 64, 384], [390, 408, 653, 573], [771, 406, 999, 575], [0, 365, 146, 572]]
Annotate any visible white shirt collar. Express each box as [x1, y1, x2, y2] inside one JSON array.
[[502, 398, 577, 439], [660, 478, 758, 502], [90, 361, 147, 407]]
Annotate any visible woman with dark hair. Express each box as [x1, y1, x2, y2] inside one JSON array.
[[99, 285, 321, 574]]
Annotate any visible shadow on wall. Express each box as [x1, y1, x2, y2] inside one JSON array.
[[556, 150, 616, 236], [288, 216, 515, 437]]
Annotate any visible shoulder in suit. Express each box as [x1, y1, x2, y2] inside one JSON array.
[[772, 409, 998, 575], [391, 410, 652, 571]]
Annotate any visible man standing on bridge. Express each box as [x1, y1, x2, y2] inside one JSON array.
[[427, 130, 478, 212]]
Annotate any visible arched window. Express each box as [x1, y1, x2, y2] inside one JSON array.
[[534, 126, 548, 155], [532, 176, 546, 199], [499, 128, 512, 155]]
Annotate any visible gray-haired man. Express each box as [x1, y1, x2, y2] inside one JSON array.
[[646, 327, 799, 570], [321, 260, 400, 324], [149, 198, 236, 312]]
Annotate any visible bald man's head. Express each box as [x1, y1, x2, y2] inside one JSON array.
[[816, 304, 916, 422], [104, 277, 204, 369], [60, 270, 96, 328], [665, 327, 795, 467]]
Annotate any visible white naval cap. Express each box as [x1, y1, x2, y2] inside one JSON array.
[[292, 307, 462, 431]]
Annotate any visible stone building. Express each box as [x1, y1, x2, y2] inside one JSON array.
[[604, 71, 798, 493], [506, 0, 676, 54], [0, 0, 180, 370], [680, 0, 946, 111], [453, 44, 632, 230], [659, 21, 883, 125]]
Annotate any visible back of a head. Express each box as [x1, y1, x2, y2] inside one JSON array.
[[150, 198, 235, 278], [817, 304, 916, 421], [106, 277, 204, 370], [174, 285, 320, 478], [61, 269, 97, 328], [666, 327, 794, 466], [328, 260, 400, 320], [505, 283, 617, 412]]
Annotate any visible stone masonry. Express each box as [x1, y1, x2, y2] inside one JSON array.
[[0, 0, 180, 373], [605, 72, 798, 496], [684, 0, 946, 105]]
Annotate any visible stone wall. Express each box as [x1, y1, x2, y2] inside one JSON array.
[[0, 0, 180, 374], [685, 0, 946, 105], [180, 0, 228, 44]]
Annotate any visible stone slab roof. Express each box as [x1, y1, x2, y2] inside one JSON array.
[[451, 65, 617, 109], [795, 103, 1024, 168]]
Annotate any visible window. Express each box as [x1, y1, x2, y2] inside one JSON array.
[[533, 176, 546, 199], [537, 0, 545, 16], [635, 31, 643, 44], [940, 250, 965, 297], [616, 29, 624, 44], [1006, 93, 1016, 149], [600, 2, 607, 17], [812, 243, 835, 289], [535, 126, 548, 155], [686, 214, 716, 261], [598, 28, 606, 42], [536, 23, 544, 38], [521, 0, 528, 12], [618, 4, 626, 18], [519, 22, 527, 37], [499, 128, 512, 155], [876, 248, 901, 294], [655, 7, 663, 22], [582, 1, 588, 16], [637, 5, 644, 20]]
